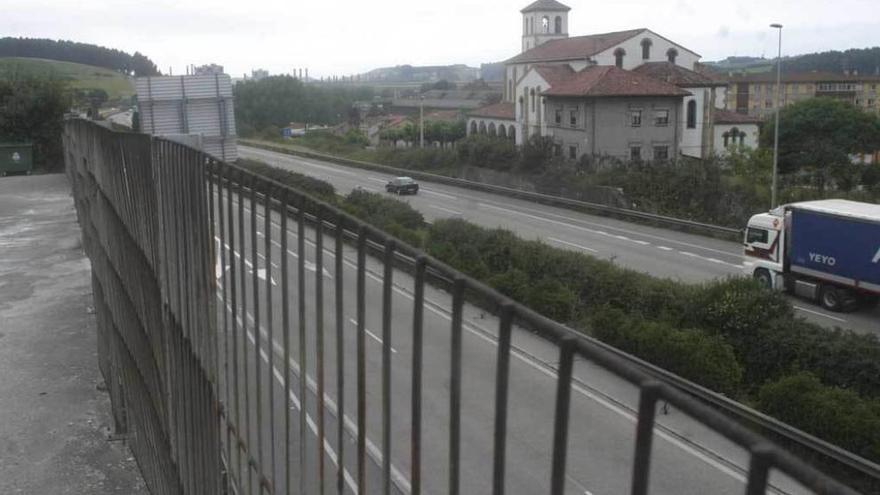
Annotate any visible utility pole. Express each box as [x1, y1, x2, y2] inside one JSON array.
[[771, 23, 783, 209], [419, 96, 425, 148]]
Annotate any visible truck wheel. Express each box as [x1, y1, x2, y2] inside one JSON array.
[[753, 269, 772, 290], [819, 284, 843, 312]]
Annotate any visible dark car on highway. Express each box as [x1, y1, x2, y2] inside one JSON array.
[[385, 176, 419, 195]]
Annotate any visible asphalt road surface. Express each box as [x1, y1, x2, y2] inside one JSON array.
[[211, 186, 810, 495], [239, 145, 879, 337]]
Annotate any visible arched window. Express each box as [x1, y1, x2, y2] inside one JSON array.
[[509, 125, 516, 140], [667, 48, 678, 64], [523, 18, 528, 35], [470, 121, 477, 135], [739, 131, 746, 146], [508, 80, 513, 99], [479, 121, 487, 134], [554, 16, 562, 34], [686, 100, 697, 129], [722, 132, 730, 147], [614, 48, 626, 68], [518, 96, 524, 119], [641, 39, 653, 60], [488, 122, 497, 136], [530, 88, 536, 112], [499, 125, 507, 138], [542, 16, 549, 33]]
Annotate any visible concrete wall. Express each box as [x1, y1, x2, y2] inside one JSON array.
[[516, 69, 552, 144], [592, 29, 700, 71], [680, 88, 706, 158], [590, 96, 682, 160]]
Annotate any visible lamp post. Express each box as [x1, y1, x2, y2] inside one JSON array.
[[419, 96, 425, 148], [770, 23, 783, 209]]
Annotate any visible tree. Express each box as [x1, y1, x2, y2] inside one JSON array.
[[0, 75, 70, 171], [760, 98, 880, 192]]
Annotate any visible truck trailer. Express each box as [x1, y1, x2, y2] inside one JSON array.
[[743, 199, 880, 312]]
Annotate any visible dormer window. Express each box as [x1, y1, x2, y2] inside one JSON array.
[[667, 48, 678, 64], [641, 39, 653, 60], [614, 48, 626, 68]]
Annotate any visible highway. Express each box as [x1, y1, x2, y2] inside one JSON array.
[[239, 145, 880, 336], [212, 186, 809, 495]]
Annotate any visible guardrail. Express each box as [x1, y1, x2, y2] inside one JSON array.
[[66, 120, 861, 495], [239, 139, 744, 240]]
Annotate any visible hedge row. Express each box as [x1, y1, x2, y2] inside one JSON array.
[[236, 157, 880, 464]]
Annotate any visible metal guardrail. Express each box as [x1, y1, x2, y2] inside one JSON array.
[[238, 140, 744, 239], [66, 120, 861, 495]]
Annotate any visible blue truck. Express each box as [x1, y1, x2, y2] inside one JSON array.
[[743, 199, 880, 312]]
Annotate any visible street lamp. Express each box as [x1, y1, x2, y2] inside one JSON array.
[[770, 23, 783, 209], [419, 96, 425, 148]]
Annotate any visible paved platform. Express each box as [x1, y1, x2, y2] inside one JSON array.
[[0, 174, 147, 494]]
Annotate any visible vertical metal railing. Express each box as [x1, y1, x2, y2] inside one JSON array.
[[65, 120, 864, 495]]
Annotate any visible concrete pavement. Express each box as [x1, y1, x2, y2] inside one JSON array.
[[0, 174, 146, 494]]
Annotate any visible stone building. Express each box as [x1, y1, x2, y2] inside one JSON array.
[[468, 0, 730, 160]]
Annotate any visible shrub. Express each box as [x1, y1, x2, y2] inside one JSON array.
[[590, 307, 743, 396], [235, 158, 337, 203], [342, 188, 424, 231], [757, 372, 880, 462]]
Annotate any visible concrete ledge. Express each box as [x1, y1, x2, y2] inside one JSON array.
[[0, 174, 147, 494]]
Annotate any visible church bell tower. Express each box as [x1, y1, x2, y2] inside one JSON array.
[[521, 0, 570, 53]]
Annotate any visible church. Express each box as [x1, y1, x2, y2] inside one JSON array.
[[467, 0, 738, 161]]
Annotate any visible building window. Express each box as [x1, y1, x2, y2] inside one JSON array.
[[722, 132, 729, 147], [765, 100, 773, 108], [542, 16, 550, 33], [530, 88, 536, 112], [614, 48, 626, 68], [641, 39, 653, 60], [554, 16, 562, 34], [555, 106, 562, 124], [870, 99, 876, 106], [630, 146, 641, 161], [569, 107, 578, 127], [630, 109, 642, 127], [470, 121, 477, 135], [654, 109, 669, 126], [653, 146, 669, 161], [686, 100, 697, 129], [667, 48, 678, 64], [554, 144, 562, 157], [569, 145, 578, 160]]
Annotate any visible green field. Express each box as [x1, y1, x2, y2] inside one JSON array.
[[0, 57, 135, 101]]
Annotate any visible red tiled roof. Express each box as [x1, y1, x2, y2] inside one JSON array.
[[533, 64, 576, 86], [714, 109, 762, 125], [633, 62, 724, 87], [506, 29, 644, 64], [521, 0, 570, 12], [542, 65, 691, 97], [424, 109, 463, 122], [468, 102, 516, 120]]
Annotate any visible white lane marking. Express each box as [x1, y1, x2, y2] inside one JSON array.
[[422, 189, 457, 200], [242, 147, 361, 178], [794, 305, 848, 323], [631, 239, 650, 246], [614, 235, 630, 241], [221, 206, 756, 489], [367, 176, 387, 183], [225, 308, 361, 494], [349, 318, 398, 354], [431, 205, 463, 215], [222, 297, 412, 494], [657, 246, 674, 251], [548, 237, 598, 253], [679, 251, 699, 258]]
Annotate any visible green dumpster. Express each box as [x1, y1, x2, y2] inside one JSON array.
[[0, 142, 33, 176]]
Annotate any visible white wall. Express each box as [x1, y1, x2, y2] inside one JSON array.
[[680, 88, 705, 158], [514, 68, 553, 145], [592, 29, 700, 70], [713, 123, 759, 155]]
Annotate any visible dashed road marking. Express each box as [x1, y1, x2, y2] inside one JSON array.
[[548, 237, 598, 253], [349, 318, 398, 354]]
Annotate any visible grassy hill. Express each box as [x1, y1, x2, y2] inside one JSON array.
[[0, 57, 134, 101]]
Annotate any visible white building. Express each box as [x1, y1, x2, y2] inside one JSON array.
[[469, 0, 737, 160]]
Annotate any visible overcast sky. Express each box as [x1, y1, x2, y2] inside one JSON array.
[[7, 0, 879, 77]]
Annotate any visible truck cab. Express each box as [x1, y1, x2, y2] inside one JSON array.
[[743, 200, 880, 312]]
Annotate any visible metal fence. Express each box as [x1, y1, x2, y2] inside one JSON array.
[[65, 119, 859, 495]]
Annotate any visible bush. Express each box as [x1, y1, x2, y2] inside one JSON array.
[[235, 158, 337, 203], [757, 372, 880, 462], [590, 307, 744, 396], [0, 75, 69, 171]]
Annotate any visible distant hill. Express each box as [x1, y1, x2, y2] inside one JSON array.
[[0, 57, 134, 101], [706, 47, 880, 76], [0, 38, 160, 76], [360, 64, 479, 83]]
